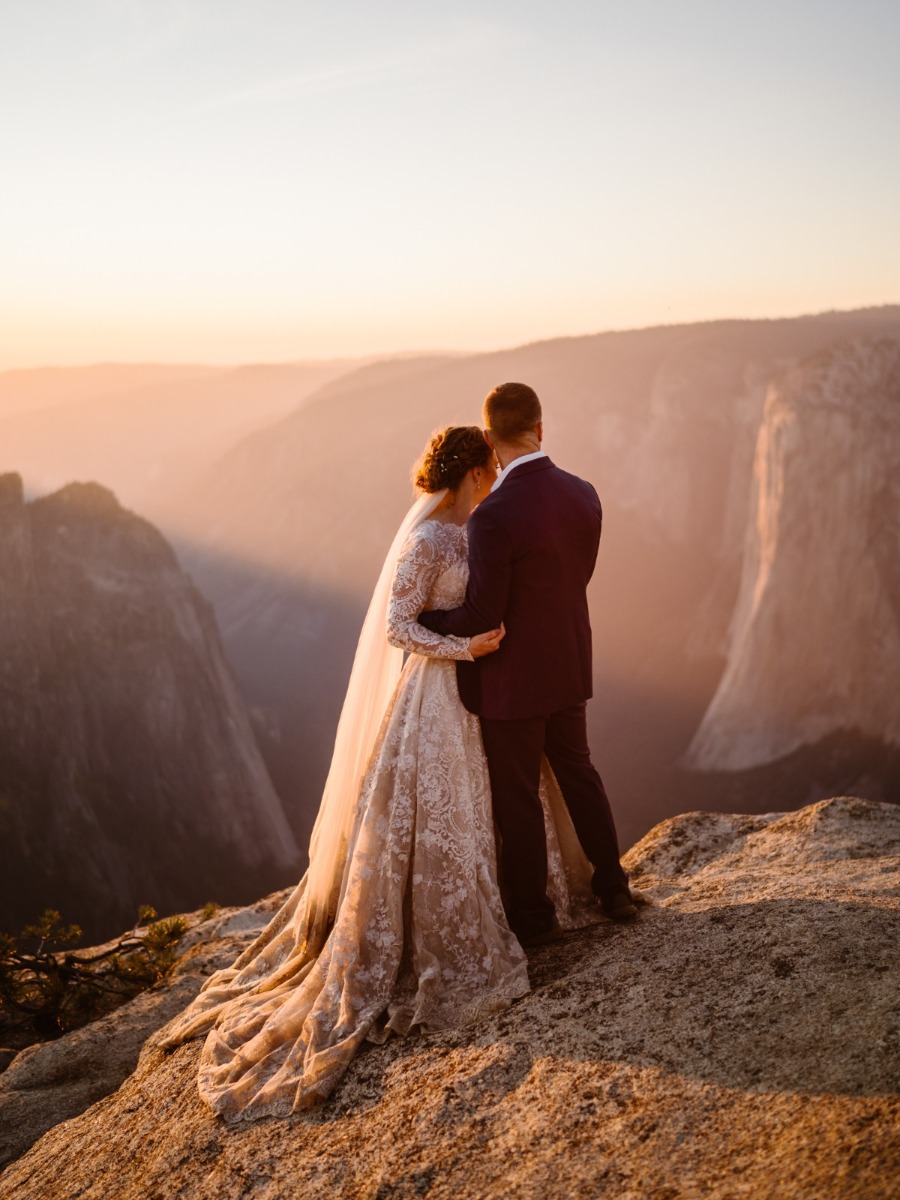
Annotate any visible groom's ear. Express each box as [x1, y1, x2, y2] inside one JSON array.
[[483, 428, 495, 450]]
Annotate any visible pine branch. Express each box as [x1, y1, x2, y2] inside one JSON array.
[[0, 905, 197, 1055]]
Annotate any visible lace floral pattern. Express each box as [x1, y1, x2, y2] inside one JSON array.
[[386, 522, 474, 660], [158, 519, 598, 1123]]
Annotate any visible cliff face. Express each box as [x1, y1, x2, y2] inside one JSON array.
[[0, 475, 300, 940], [688, 338, 900, 771], [1, 796, 897, 1196]]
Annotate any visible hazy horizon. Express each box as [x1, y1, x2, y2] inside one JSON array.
[[3, 0, 899, 368], [4, 301, 900, 374]]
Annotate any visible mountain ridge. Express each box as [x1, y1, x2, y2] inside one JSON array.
[[142, 308, 900, 847]]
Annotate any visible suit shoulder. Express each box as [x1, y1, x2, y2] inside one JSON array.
[[469, 494, 507, 527], [467, 494, 516, 545], [549, 464, 601, 504]]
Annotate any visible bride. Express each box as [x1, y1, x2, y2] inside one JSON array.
[[159, 425, 597, 1121]]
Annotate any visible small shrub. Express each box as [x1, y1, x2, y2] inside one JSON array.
[[0, 907, 189, 1059]]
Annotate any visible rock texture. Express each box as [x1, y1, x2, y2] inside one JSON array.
[[689, 338, 900, 770], [2, 796, 897, 1198], [0, 896, 287, 1172], [0, 476, 299, 940]]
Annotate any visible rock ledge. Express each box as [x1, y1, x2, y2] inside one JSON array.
[[1, 796, 898, 1199]]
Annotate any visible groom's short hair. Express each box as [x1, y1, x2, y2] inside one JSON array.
[[483, 382, 542, 442]]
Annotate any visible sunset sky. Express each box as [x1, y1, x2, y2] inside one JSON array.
[[2, 0, 898, 368]]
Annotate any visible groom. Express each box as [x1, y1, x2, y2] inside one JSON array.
[[419, 381, 635, 944]]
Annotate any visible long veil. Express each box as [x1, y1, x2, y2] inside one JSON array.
[[300, 486, 448, 946], [157, 487, 448, 1049]]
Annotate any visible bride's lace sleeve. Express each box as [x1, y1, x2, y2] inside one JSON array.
[[387, 527, 474, 661]]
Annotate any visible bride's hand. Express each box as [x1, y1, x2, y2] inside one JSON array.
[[469, 622, 506, 658]]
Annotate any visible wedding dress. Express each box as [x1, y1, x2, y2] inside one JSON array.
[[159, 512, 598, 1122]]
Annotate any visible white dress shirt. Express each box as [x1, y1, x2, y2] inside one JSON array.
[[490, 449, 548, 493]]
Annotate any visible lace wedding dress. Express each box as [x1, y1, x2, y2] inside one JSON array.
[[159, 518, 597, 1121]]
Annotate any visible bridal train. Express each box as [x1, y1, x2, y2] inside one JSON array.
[[159, 500, 598, 1121]]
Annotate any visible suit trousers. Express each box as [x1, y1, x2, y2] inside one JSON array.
[[480, 702, 629, 935]]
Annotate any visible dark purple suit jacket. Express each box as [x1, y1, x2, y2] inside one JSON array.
[[419, 456, 601, 720]]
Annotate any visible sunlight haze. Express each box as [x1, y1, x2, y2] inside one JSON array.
[[2, 0, 898, 366]]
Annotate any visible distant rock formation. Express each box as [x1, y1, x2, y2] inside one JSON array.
[[688, 338, 900, 771], [2, 796, 897, 1195], [0, 475, 300, 940], [0, 358, 368, 511]]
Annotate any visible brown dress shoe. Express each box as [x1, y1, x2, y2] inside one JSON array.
[[599, 890, 638, 922]]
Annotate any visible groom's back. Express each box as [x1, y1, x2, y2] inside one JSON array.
[[471, 456, 601, 719]]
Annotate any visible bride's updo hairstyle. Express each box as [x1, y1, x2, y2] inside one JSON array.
[[413, 425, 492, 493]]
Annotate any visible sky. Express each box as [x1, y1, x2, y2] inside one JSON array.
[[2, 0, 899, 367]]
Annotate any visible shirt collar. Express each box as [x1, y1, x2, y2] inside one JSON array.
[[491, 449, 548, 493]]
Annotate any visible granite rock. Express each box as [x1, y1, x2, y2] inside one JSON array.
[[0, 477, 300, 940], [688, 337, 900, 770], [1, 796, 897, 1198]]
